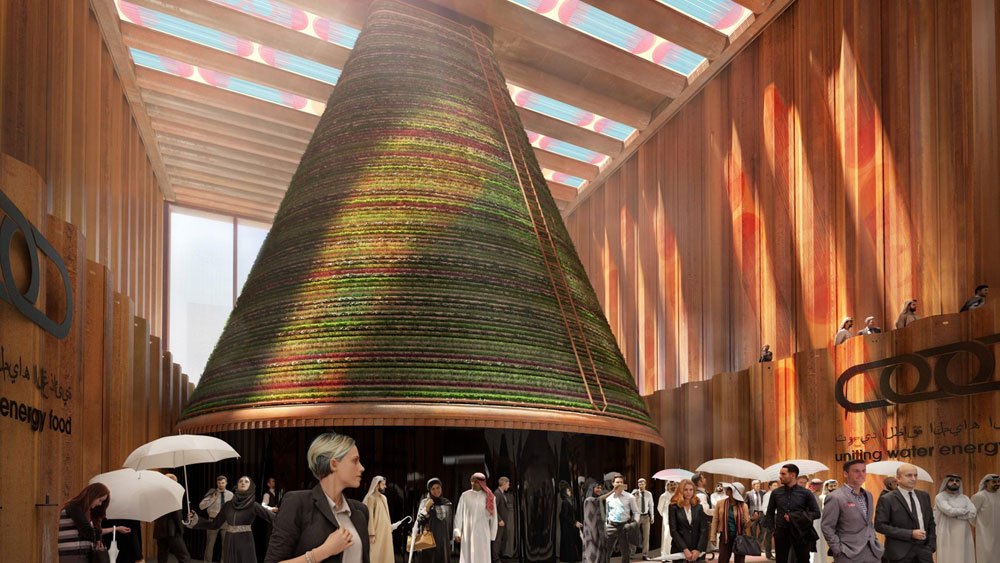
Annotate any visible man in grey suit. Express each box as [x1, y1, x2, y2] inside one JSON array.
[[821, 459, 885, 562], [874, 464, 936, 563], [492, 476, 512, 563]]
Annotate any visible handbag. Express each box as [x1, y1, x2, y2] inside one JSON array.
[[733, 534, 761, 556], [90, 541, 111, 563], [407, 529, 437, 552]]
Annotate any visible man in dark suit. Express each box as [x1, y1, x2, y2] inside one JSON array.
[[874, 464, 936, 563], [492, 476, 512, 563]]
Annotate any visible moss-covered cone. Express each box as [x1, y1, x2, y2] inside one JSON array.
[[182, 0, 654, 435]]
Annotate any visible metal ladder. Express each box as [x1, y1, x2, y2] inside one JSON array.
[[469, 29, 607, 412]]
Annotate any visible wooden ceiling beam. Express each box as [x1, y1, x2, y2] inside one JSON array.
[[532, 149, 599, 181], [731, 0, 771, 15], [499, 60, 650, 128], [147, 105, 310, 152], [89, 0, 175, 199], [158, 144, 298, 179], [584, 0, 728, 60], [164, 158, 291, 191], [149, 117, 305, 164], [516, 107, 623, 156], [142, 92, 311, 143], [156, 134, 301, 173], [136, 68, 321, 130], [546, 181, 578, 203], [276, 0, 371, 29], [125, 0, 351, 70], [168, 172, 286, 202], [172, 187, 278, 221], [121, 22, 335, 102], [424, 0, 687, 97]]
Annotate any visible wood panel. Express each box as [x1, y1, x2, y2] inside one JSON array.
[[564, 0, 1000, 397]]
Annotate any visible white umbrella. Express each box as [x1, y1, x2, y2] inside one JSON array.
[[865, 461, 934, 483], [694, 458, 767, 480], [123, 434, 240, 514], [762, 460, 830, 481], [90, 469, 185, 521], [652, 468, 693, 482]]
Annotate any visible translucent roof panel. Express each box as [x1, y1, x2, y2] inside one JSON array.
[[207, 0, 359, 49], [542, 168, 586, 188], [658, 0, 752, 35], [509, 85, 635, 141], [526, 130, 609, 166], [508, 0, 705, 76], [118, 1, 342, 85], [131, 48, 326, 115]]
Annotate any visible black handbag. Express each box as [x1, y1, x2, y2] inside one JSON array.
[[90, 541, 111, 563], [733, 534, 761, 556]]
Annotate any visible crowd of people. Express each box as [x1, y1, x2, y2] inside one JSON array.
[[755, 287, 990, 359], [56, 432, 1000, 563]]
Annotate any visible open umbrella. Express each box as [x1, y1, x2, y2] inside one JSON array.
[[652, 468, 693, 482], [694, 458, 767, 480], [123, 434, 240, 515], [90, 469, 185, 521], [865, 461, 934, 483], [762, 460, 830, 481]]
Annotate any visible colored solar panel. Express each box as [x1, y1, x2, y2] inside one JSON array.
[[526, 131, 608, 166], [510, 85, 635, 141], [542, 168, 586, 188], [658, 0, 752, 34], [207, 0, 359, 48]]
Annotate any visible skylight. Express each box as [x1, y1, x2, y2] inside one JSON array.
[[510, 85, 635, 142], [118, 1, 342, 85], [507, 0, 705, 76], [131, 48, 326, 115], [526, 131, 608, 166], [658, 0, 752, 35], [542, 168, 586, 188], [207, 0, 359, 49]]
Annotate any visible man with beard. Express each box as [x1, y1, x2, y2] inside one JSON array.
[[972, 474, 999, 563], [764, 464, 820, 563], [365, 476, 404, 563], [657, 481, 677, 558], [895, 300, 920, 329], [455, 473, 498, 563], [933, 475, 975, 563], [959, 285, 989, 312]]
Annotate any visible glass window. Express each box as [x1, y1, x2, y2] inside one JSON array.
[[168, 207, 271, 383]]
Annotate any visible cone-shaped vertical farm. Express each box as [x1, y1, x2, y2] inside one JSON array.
[[180, 0, 660, 444]]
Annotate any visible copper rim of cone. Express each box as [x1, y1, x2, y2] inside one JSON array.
[[177, 403, 664, 446]]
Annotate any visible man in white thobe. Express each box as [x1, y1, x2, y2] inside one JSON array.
[[657, 481, 676, 558], [455, 472, 498, 563], [972, 474, 1000, 563], [933, 474, 976, 563]]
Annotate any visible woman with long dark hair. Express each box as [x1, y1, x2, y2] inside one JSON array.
[[416, 477, 454, 563], [190, 475, 275, 562], [58, 483, 129, 562], [558, 481, 583, 562]]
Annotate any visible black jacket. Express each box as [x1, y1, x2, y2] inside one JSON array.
[[494, 488, 511, 524], [264, 485, 371, 563], [764, 485, 820, 532], [874, 488, 936, 561], [667, 503, 709, 555], [154, 509, 185, 539], [102, 519, 143, 562]]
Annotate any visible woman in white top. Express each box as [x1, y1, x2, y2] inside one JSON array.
[[264, 431, 370, 563]]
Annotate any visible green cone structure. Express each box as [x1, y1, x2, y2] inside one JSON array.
[[180, 0, 660, 444]]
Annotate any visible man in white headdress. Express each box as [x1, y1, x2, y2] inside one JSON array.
[[657, 481, 677, 558], [972, 474, 1000, 563], [455, 472, 498, 563], [933, 474, 976, 563], [364, 476, 395, 563]]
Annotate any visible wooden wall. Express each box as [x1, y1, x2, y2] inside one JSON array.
[[1, 1, 189, 560], [1, 0, 164, 331], [643, 301, 1000, 500], [564, 0, 1000, 395]]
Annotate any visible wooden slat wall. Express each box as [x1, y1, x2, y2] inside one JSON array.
[[1, 0, 165, 333], [643, 303, 1000, 499], [565, 0, 1000, 394], [1, 1, 188, 560]]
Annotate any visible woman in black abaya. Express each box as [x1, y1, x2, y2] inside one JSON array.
[[415, 477, 454, 563], [189, 475, 275, 562]]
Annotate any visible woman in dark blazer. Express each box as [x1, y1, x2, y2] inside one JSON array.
[[264, 431, 370, 563], [667, 479, 710, 562]]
